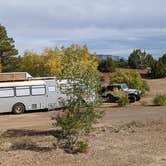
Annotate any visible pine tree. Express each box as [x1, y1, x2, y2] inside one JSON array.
[[0, 24, 18, 71]]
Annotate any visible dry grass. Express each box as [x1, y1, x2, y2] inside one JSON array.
[[0, 77, 166, 165]]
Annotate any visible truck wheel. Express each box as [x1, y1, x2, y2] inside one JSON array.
[[107, 94, 116, 102], [129, 95, 136, 103], [12, 103, 25, 114], [136, 96, 141, 101]]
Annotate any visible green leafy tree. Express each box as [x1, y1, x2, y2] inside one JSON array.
[[20, 51, 46, 77], [7, 56, 22, 72], [0, 24, 18, 71], [55, 45, 102, 153], [114, 58, 128, 68], [159, 54, 166, 65], [144, 54, 154, 67], [128, 49, 142, 69], [150, 60, 166, 78], [98, 57, 115, 72], [128, 49, 153, 69], [148, 54, 166, 78]]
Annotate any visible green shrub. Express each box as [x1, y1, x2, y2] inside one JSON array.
[[153, 95, 166, 106], [118, 95, 129, 107], [150, 61, 166, 79], [113, 89, 129, 107], [55, 68, 102, 153], [110, 71, 150, 95], [114, 59, 128, 68], [98, 57, 115, 73], [128, 49, 154, 69], [55, 101, 102, 153], [77, 141, 89, 153]]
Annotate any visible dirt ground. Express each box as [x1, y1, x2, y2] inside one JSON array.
[[0, 78, 165, 166]]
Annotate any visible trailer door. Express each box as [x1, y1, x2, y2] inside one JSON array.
[[46, 84, 59, 110]]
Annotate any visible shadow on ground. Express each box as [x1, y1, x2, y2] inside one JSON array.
[[1, 129, 60, 137], [0, 129, 63, 152]]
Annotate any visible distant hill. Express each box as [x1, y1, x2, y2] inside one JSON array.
[[97, 54, 126, 61]]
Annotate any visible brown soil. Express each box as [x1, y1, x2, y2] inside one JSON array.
[[0, 78, 166, 166]]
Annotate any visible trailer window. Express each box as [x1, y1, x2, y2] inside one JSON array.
[[16, 86, 30, 96], [0, 88, 14, 98], [31, 85, 46, 95]]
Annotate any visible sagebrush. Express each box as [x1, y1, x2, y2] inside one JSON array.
[[153, 95, 166, 106]]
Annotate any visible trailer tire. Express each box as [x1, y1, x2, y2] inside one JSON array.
[[12, 103, 25, 114]]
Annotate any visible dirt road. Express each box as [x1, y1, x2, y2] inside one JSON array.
[[0, 105, 166, 130], [0, 111, 56, 130], [99, 104, 166, 126]]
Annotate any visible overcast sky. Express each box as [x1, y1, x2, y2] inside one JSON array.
[[0, 0, 166, 58]]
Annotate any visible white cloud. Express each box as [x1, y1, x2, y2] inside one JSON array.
[[0, 0, 166, 57]]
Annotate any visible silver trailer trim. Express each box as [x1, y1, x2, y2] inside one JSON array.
[[0, 80, 46, 88]]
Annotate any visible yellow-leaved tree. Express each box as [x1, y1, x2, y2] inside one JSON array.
[[20, 51, 46, 77], [60, 44, 98, 79], [43, 48, 62, 76], [20, 45, 98, 78]]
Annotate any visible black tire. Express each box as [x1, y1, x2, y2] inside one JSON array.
[[107, 94, 117, 102], [12, 103, 25, 114], [136, 96, 141, 101], [129, 95, 136, 103]]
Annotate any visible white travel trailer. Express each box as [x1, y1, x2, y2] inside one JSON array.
[[0, 71, 97, 114], [0, 78, 69, 114]]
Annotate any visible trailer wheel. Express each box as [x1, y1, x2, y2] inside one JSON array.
[[12, 103, 25, 114]]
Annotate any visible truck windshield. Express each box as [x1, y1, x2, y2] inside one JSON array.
[[121, 84, 128, 89]]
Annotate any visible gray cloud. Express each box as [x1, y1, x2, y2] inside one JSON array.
[[0, 0, 166, 58]]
